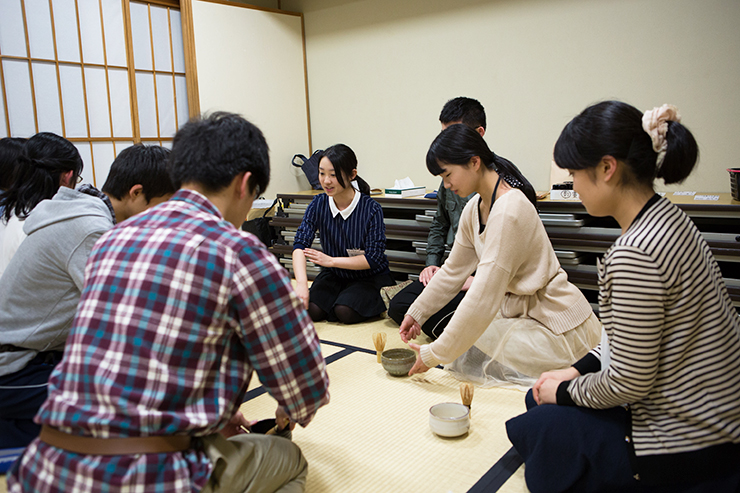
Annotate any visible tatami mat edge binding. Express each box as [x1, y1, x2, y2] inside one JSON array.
[[243, 333, 525, 493]]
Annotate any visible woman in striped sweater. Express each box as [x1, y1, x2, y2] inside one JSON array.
[[292, 144, 394, 324], [506, 101, 740, 492]]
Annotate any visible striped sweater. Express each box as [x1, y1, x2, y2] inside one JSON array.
[[560, 195, 740, 481]]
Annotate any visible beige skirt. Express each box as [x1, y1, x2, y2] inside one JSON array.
[[445, 312, 601, 390]]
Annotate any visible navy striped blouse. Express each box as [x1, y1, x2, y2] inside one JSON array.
[[293, 193, 389, 279]]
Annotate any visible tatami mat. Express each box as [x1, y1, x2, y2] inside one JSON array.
[[239, 326, 530, 493], [0, 317, 530, 493], [312, 316, 432, 352]]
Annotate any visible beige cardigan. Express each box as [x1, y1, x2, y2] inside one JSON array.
[[407, 188, 592, 368]]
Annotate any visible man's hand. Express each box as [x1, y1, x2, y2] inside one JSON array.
[[220, 411, 250, 438], [419, 265, 440, 286], [275, 406, 296, 431]]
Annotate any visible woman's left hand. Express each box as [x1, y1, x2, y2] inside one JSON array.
[[534, 378, 559, 405], [304, 248, 333, 268], [407, 343, 431, 375]]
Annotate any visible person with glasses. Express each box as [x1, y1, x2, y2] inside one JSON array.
[[0, 133, 83, 275], [0, 144, 176, 449], [8, 113, 329, 493], [292, 144, 395, 324]]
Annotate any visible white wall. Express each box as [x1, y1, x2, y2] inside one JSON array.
[[283, 0, 740, 193], [191, 0, 312, 196]]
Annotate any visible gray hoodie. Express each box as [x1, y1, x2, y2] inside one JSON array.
[[0, 187, 114, 375]]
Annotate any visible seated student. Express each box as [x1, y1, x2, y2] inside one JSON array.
[[0, 133, 82, 276], [292, 143, 395, 324], [8, 112, 329, 493], [388, 97, 481, 339], [0, 144, 175, 449], [506, 102, 740, 493], [0, 137, 27, 252], [399, 124, 600, 388]]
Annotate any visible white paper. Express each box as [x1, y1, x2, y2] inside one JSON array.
[[694, 195, 720, 201], [392, 177, 416, 189]]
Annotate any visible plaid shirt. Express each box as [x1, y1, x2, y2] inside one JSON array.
[[8, 189, 329, 493]]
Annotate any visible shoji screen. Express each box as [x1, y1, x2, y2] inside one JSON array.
[[191, 0, 312, 195], [0, 0, 190, 186]]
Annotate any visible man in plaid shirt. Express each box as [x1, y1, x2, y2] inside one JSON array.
[[8, 112, 330, 493]]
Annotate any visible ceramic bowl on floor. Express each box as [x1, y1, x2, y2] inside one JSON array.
[[429, 402, 470, 437], [250, 418, 292, 440], [381, 348, 416, 376]]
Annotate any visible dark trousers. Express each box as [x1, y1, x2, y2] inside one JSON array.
[[387, 280, 465, 340], [0, 352, 62, 448], [506, 390, 740, 493]]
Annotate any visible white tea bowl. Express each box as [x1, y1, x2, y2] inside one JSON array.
[[429, 402, 470, 437]]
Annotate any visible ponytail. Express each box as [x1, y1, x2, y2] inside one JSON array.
[[493, 155, 537, 207], [554, 101, 698, 188], [427, 124, 537, 207], [657, 120, 699, 185], [354, 175, 371, 196]]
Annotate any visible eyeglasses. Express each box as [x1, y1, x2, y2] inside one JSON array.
[[76, 174, 83, 184]]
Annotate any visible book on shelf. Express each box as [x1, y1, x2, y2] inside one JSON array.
[[384, 186, 426, 198]]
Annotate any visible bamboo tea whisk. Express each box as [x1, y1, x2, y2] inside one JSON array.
[[372, 332, 387, 363], [460, 382, 474, 417]]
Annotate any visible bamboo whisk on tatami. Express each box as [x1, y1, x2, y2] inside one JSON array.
[[460, 382, 474, 417], [372, 332, 387, 363]]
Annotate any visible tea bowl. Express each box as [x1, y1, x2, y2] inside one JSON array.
[[250, 418, 292, 440], [429, 402, 470, 437], [381, 348, 416, 376]]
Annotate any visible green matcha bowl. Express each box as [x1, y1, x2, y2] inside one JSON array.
[[381, 348, 416, 377]]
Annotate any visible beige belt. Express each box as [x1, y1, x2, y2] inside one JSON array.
[[39, 425, 192, 456]]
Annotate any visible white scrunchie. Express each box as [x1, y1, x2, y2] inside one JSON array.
[[642, 104, 681, 168]]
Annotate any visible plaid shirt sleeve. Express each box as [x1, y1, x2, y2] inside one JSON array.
[[232, 240, 329, 425]]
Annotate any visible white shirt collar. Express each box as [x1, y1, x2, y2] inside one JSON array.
[[328, 182, 361, 220]]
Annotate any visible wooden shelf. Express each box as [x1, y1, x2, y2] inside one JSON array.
[[268, 191, 740, 311]]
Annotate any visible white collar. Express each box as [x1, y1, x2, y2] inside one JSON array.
[[328, 182, 361, 220]]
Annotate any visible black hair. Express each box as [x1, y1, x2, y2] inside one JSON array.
[[554, 100, 698, 187], [0, 132, 83, 223], [0, 137, 28, 190], [426, 124, 536, 207], [439, 97, 487, 131], [320, 144, 371, 195], [169, 112, 269, 195], [101, 144, 176, 202]]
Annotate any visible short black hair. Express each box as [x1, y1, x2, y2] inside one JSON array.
[[0, 137, 27, 190], [101, 144, 176, 202], [169, 112, 269, 195], [439, 97, 486, 130]]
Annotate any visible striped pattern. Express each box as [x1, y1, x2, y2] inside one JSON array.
[[569, 196, 740, 457], [293, 193, 389, 278], [7, 189, 329, 493]]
